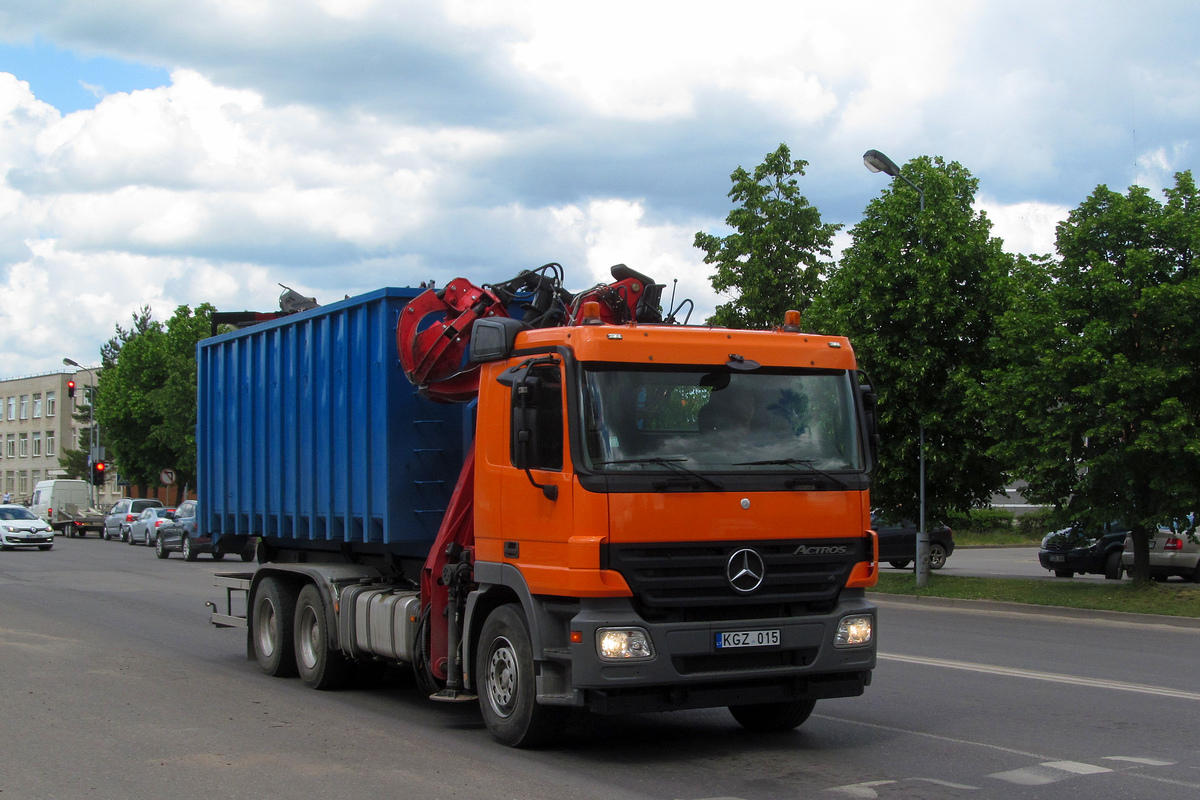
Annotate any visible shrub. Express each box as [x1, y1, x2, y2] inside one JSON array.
[[1016, 509, 1058, 538], [947, 508, 1015, 532]]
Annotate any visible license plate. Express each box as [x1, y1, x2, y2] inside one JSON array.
[[715, 629, 780, 649], [1049, 554, 1064, 562]]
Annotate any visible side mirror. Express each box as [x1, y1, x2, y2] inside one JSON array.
[[507, 368, 559, 501], [858, 381, 881, 470], [470, 317, 528, 363]]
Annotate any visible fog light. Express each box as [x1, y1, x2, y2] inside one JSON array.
[[835, 614, 873, 647], [596, 628, 655, 660]]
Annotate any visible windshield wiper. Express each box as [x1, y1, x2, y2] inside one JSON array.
[[731, 458, 848, 488], [595, 456, 724, 490]]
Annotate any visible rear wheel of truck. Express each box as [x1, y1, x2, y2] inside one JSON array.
[[477, 603, 566, 748], [253, 577, 297, 677], [294, 584, 349, 690], [728, 699, 816, 732]]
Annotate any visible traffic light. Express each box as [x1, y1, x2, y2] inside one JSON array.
[[68, 380, 76, 398], [91, 460, 107, 486]]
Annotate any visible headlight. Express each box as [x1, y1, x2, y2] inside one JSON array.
[[835, 615, 874, 648], [3, 525, 14, 532], [596, 628, 655, 660]]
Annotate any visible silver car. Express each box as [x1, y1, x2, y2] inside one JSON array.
[[1121, 520, 1200, 582], [127, 507, 176, 546]]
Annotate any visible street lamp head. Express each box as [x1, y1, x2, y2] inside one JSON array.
[[63, 357, 82, 368], [863, 149, 902, 178]]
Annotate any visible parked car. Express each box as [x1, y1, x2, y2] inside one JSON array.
[[1121, 520, 1200, 582], [103, 498, 165, 541], [155, 501, 255, 562], [1038, 521, 1130, 579], [127, 507, 176, 546], [872, 512, 955, 570], [0, 504, 55, 550]]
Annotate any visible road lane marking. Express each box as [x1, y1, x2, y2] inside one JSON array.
[[812, 715, 1052, 760], [879, 653, 1200, 701], [1103, 756, 1175, 766]]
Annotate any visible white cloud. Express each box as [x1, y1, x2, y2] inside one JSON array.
[[975, 197, 1068, 257]]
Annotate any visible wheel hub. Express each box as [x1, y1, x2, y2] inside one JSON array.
[[485, 636, 518, 717]]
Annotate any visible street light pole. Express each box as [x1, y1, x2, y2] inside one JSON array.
[[62, 357, 98, 508], [862, 149, 930, 588]]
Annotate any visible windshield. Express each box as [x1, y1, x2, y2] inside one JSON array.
[[581, 366, 863, 473], [0, 507, 39, 521]]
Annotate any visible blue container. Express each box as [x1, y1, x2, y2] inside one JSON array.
[[197, 288, 470, 557]]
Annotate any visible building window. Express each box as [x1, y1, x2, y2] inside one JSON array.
[[4, 471, 13, 494], [47, 391, 56, 418], [5, 434, 13, 458], [7, 397, 14, 421], [31, 469, 40, 485], [19, 395, 28, 420], [18, 433, 28, 457], [32, 432, 41, 457], [46, 430, 55, 457], [18, 470, 27, 496], [33, 393, 42, 418]]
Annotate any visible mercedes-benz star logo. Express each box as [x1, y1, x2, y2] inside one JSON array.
[[726, 548, 765, 594]]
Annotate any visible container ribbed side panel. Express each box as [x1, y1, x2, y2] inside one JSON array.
[[197, 288, 469, 554]]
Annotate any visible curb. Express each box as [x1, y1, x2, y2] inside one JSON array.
[[870, 592, 1200, 630]]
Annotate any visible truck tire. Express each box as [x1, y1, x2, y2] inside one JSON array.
[[294, 584, 349, 690], [729, 699, 816, 732], [253, 577, 297, 677], [476, 603, 566, 748]]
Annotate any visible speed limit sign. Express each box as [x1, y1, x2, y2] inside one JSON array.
[[160, 468, 176, 486]]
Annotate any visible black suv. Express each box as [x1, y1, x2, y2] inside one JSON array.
[[1040, 521, 1130, 579]]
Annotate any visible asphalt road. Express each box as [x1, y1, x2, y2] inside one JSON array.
[[2, 536, 1198, 799]]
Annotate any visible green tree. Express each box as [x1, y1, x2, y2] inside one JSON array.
[[807, 156, 1013, 521], [96, 308, 171, 492], [94, 304, 214, 502], [695, 144, 841, 328], [988, 173, 1200, 582]]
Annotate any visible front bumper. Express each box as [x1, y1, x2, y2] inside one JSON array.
[[2, 532, 54, 547], [1038, 549, 1098, 572], [556, 593, 876, 713]]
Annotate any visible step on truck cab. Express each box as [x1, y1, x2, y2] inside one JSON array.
[[205, 272, 879, 747]]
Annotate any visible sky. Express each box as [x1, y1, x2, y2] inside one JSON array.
[[1, 0, 1197, 378]]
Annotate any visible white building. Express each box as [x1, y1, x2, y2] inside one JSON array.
[[0, 368, 121, 508]]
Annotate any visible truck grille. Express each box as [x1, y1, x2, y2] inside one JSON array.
[[601, 538, 869, 617]]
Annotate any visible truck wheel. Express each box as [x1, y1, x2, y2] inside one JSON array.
[[888, 560, 910, 569], [182, 536, 198, 562], [294, 584, 349, 690], [1105, 550, 1123, 580], [928, 543, 948, 570], [476, 603, 566, 748], [155, 534, 169, 559], [253, 577, 297, 677], [729, 699, 816, 732]]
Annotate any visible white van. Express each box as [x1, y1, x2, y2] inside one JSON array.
[[29, 480, 105, 536]]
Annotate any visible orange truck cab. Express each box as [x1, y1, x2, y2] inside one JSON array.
[[462, 317, 878, 744]]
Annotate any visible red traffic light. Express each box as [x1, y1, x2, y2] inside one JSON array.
[[68, 380, 76, 398], [91, 461, 107, 486]]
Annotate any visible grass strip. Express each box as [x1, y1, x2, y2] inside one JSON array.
[[953, 530, 1044, 547], [869, 572, 1200, 618]]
